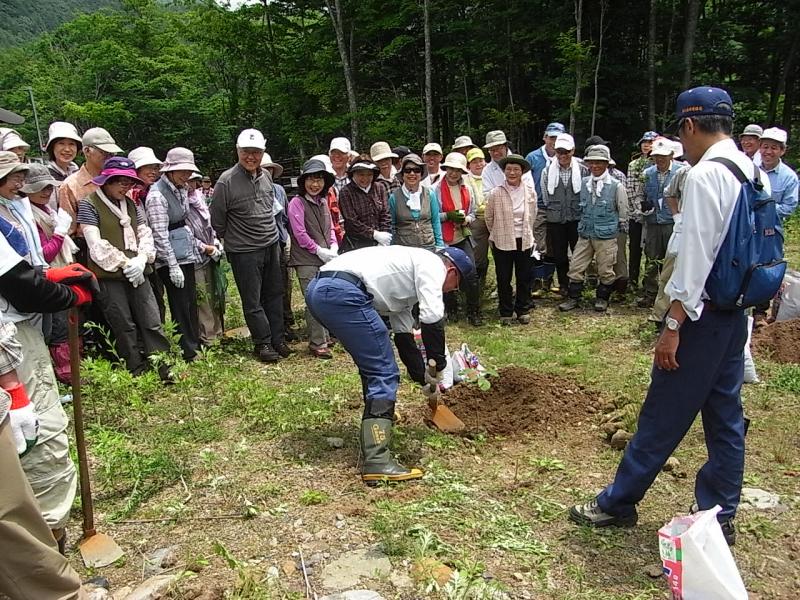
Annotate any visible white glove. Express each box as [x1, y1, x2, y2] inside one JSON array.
[[123, 255, 146, 286], [7, 385, 39, 456], [373, 230, 392, 246], [53, 208, 73, 237], [169, 265, 185, 288], [316, 247, 338, 263]]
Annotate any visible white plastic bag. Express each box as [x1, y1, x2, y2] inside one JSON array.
[[743, 316, 759, 384], [774, 270, 800, 322], [658, 506, 747, 600]]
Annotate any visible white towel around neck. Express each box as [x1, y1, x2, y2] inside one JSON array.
[[547, 157, 582, 196]]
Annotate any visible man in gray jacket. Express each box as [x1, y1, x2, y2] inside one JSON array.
[[211, 129, 290, 363]]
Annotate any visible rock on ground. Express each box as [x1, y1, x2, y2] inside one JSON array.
[[321, 547, 393, 591], [320, 592, 386, 600], [120, 574, 178, 600], [740, 487, 782, 510]]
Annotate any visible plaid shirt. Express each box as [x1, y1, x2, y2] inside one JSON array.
[[626, 155, 651, 222], [145, 177, 199, 269], [338, 182, 391, 243]]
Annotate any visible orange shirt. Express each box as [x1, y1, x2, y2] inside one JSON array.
[[58, 165, 98, 235]]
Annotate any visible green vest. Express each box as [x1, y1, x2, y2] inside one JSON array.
[[86, 193, 148, 280]]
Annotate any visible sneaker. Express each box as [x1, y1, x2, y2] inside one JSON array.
[[594, 298, 609, 312], [569, 499, 638, 528], [499, 316, 514, 326], [275, 342, 294, 358], [255, 344, 280, 363], [310, 345, 333, 359], [517, 313, 531, 325]]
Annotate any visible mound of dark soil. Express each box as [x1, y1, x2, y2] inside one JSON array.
[[752, 319, 800, 364], [442, 366, 600, 435]]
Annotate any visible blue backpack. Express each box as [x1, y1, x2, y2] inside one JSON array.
[[705, 157, 786, 309]]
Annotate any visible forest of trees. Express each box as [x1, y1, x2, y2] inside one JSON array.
[[0, 0, 798, 174]]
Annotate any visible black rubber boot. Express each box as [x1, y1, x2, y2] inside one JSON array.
[[558, 282, 583, 312], [361, 418, 424, 486], [467, 308, 484, 326], [594, 283, 612, 312]]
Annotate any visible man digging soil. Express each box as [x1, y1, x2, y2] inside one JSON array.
[[305, 245, 474, 485]]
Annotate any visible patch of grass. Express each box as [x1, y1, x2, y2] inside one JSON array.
[[298, 489, 329, 506], [739, 515, 779, 541], [768, 364, 800, 394]]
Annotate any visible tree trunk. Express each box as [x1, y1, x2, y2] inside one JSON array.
[[423, 0, 434, 141], [647, 0, 656, 130], [681, 0, 701, 88], [569, 0, 583, 134], [661, 0, 677, 125], [767, 32, 800, 123], [591, 0, 608, 135], [324, 0, 359, 146]]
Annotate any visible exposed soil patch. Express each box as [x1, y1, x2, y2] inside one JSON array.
[[442, 366, 601, 435], [752, 319, 800, 364]]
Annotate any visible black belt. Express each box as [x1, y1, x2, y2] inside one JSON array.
[[317, 270, 365, 290], [168, 220, 186, 231]]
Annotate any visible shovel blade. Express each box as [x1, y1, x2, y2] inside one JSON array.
[[79, 532, 125, 568], [430, 404, 466, 433]]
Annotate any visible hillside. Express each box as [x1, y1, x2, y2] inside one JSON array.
[[0, 0, 119, 47]]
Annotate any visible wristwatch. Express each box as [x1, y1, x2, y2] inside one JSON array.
[[665, 316, 681, 332]]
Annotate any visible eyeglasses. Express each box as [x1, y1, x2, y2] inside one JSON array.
[[555, 149, 573, 155], [111, 178, 137, 188], [305, 174, 325, 181], [403, 168, 423, 174], [238, 148, 263, 157]]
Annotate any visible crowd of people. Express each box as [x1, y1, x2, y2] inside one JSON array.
[[0, 82, 798, 598]]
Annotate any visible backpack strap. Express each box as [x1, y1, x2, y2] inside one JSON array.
[[709, 156, 748, 184]]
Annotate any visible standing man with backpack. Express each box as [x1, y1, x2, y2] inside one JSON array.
[[569, 87, 778, 547]]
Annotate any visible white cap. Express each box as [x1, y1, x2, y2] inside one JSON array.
[[1, 132, 29, 152], [45, 121, 82, 150], [236, 128, 266, 150], [649, 137, 675, 157], [669, 140, 684, 158], [128, 146, 162, 169], [554, 133, 575, 151], [311, 154, 335, 174], [422, 142, 443, 155], [761, 127, 788, 145], [329, 136, 356, 157]]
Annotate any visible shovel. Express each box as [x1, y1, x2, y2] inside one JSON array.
[[68, 308, 125, 568], [425, 359, 465, 433]]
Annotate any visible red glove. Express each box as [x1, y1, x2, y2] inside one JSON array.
[[46, 263, 99, 304], [69, 284, 93, 305], [46, 263, 95, 286]]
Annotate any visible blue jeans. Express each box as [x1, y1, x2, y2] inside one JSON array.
[[305, 276, 399, 409], [597, 308, 747, 522]]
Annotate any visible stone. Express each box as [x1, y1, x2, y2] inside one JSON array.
[[177, 581, 224, 600], [321, 547, 393, 590], [306, 552, 325, 567], [326, 437, 345, 449], [740, 487, 782, 510], [319, 592, 386, 600], [282, 559, 298, 577], [662, 457, 680, 472], [389, 571, 413, 589], [123, 574, 179, 600], [610, 429, 633, 450], [645, 564, 664, 578], [144, 546, 179, 577], [267, 566, 280, 579], [601, 421, 622, 438], [410, 558, 454, 587]]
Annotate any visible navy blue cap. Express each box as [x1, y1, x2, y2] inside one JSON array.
[[675, 86, 734, 119], [545, 122, 566, 136], [637, 131, 660, 145], [437, 247, 476, 282]]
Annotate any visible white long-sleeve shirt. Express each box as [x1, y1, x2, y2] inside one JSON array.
[[665, 138, 771, 321], [320, 245, 446, 332], [482, 160, 535, 196]]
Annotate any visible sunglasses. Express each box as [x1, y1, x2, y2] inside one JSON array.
[[403, 168, 423, 174]]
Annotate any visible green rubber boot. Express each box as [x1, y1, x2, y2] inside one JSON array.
[[361, 418, 423, 486]]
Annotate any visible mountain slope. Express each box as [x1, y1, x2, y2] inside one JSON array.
[[0, 0, 120, 47]]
